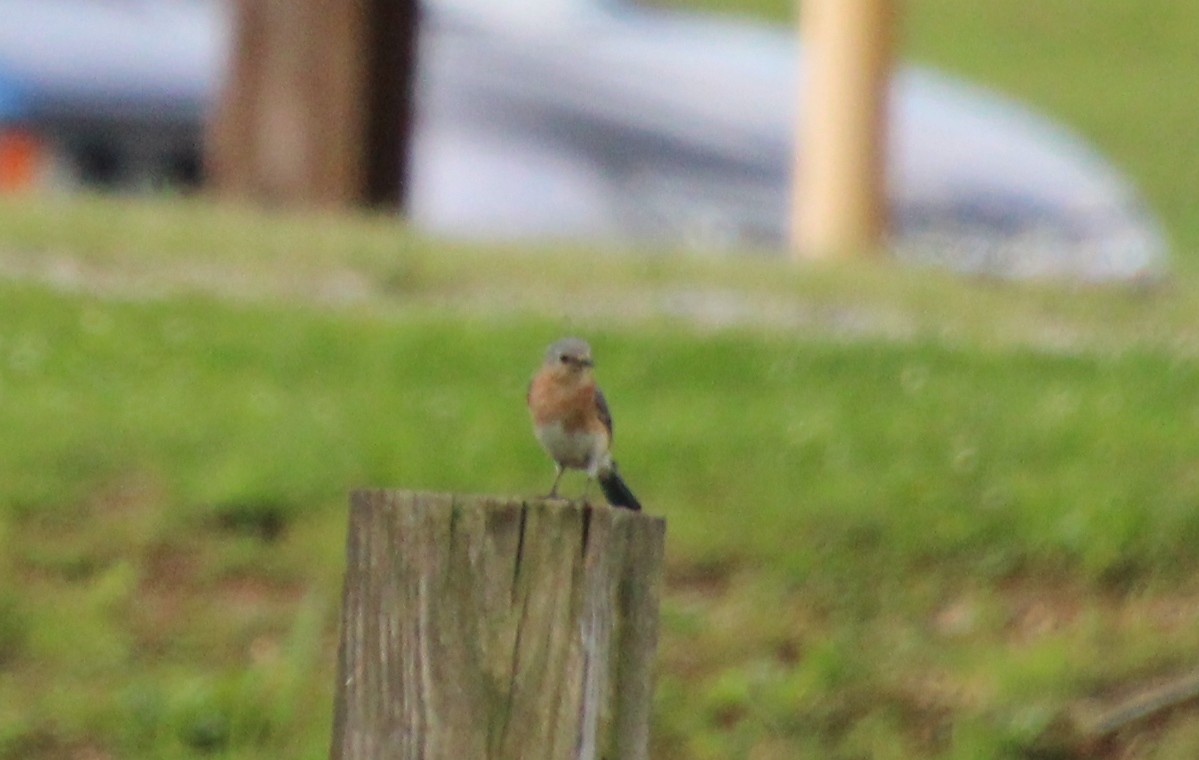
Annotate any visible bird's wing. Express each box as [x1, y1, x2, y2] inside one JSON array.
[[595, 387, 613, 438]]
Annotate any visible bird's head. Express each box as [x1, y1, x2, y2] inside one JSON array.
[[543, 337, 594, 379]]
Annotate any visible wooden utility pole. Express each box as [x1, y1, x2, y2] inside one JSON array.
[[329, 490, 666, 760], [792, 0, 895, 259], [206, 0, 419, 208]]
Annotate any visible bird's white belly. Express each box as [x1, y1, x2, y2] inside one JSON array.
[[535, 420, 602, 471]]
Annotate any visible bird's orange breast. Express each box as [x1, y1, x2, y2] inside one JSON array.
[[528, 372, 598, 433]]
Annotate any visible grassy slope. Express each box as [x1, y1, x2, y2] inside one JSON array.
[[663, 0, 1199, 263], [2, 198, 1199, 758]]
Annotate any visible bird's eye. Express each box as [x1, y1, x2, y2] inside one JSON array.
[[559, 354, 570, 364]]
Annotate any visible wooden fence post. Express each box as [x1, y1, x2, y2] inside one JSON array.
[[329, 490, 666, 760]]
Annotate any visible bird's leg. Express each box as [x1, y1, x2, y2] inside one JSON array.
[[546, 463, 565, 499]]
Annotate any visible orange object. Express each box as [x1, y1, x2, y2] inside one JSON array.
[[0, 129, 41, 192]]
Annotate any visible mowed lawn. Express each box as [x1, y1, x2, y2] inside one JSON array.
[[2, 196, 1199, 758]]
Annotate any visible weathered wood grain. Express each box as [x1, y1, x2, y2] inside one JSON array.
[[329, 491, 666, 760]]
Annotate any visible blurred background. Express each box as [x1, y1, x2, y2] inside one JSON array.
[[0, 0, 1177, 278], [2, 1, 1199, 759]]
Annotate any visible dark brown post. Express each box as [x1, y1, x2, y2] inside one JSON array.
[[329, 490, 666, 760], [206, 0, 419, 209]]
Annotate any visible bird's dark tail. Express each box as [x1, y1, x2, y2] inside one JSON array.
[[599, 465, 642, 511]]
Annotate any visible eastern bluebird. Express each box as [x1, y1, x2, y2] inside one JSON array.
[[527, 337, 642, 511]]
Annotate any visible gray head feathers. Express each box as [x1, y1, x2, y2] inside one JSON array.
[[544, 337, 593, 366]]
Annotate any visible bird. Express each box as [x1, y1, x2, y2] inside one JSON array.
[[526, 337, 642, 511]]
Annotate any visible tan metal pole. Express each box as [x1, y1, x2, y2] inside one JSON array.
[[792, 0, 895, 260]]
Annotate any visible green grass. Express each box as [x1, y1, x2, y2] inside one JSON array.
[[3, 197, 1199, 758], [663, 0, 1199, 263]]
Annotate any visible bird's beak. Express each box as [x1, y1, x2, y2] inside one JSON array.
[[579, 358, 594, 368]]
